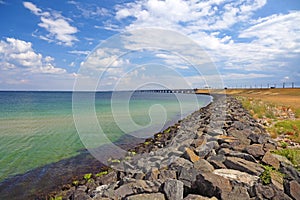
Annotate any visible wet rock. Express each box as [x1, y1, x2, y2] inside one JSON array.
[[97, 171, 118, 185], [184, 148, 200, 163], [194, 172, 232, 199], [285, 180, 300, 200], [213, 169, 259, 186], [244, 144, 265, 158], [125, 193, 165, 200], [194, 159, 214, 173], [224, 157, 264, 176], [163, 179, 184, 200]]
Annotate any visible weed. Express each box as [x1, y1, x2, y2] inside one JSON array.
[[72, 180, 79, 186], [96, 171, 108, 177], [50, 196, 63, 200], [272, 148, 300, 168], [260, 165, 273, 185], [83, 173, 92, 181]]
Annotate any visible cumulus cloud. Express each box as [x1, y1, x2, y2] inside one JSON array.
[[110, 0, 300, 86], [23, 1, 78, 46], [0, 38, 67, 84]]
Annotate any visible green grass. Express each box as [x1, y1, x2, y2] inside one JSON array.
[[272, 120, 300, 142], [238, 97, 276, 119], [294, 108, 300, 118], [260, 165, 274, 185], [272, 148, 300, 170]]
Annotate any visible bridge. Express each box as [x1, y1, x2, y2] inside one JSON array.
[[137, 89, 198, 94]]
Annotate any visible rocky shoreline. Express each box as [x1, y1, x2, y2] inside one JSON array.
[[49, 95, 300, 200]]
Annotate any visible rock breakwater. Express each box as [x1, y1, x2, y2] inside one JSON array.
[[50, 95, 300, 200]]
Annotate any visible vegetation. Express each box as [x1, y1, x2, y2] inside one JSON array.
[[72, 180, 79, 186], [96, 171, 108, 177], [83, 173, 92, 181], [260, 165, 273, 185], [237, 96, 300, 142], [50, 196, 63, 200], [272, 148, 300, 170]]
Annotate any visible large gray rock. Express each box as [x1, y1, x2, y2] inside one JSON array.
[[244, 144, 265, 158], [194, 159, 215, 173], [224, 157, 264, 176], [178, 167, 198, 188], [125, 193, 165, 200], [194, 172, 232, 199], [221, 186, 250, 200], [285, 180, 300, 200], [183, 194, 218, 200], [213, 169, 259, 186], [163, 179, 184, 200], [114, 180, 160, 199]]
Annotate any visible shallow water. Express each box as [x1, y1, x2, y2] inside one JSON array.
[[0, 91, 211, 184]]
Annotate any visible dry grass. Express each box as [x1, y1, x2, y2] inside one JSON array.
[[196, 88, 300, 143]]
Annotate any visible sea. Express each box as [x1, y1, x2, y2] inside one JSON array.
[[0, 91, 211, 199]]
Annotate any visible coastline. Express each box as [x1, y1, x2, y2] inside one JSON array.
[[0, 94, 212, 200], [48, 94, 300, 200]]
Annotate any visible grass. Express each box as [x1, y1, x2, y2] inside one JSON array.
[[269, 120, 300, 142], [272, 148, 300, 170]]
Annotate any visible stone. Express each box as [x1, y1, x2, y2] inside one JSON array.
[[207, 155, 227, 169], [272, 153, 293, 166], [224, 157, 264, 176], [194, 159, 215, 173], [270, 170, 284, 191], [254, 184, 275, 199], [227, 128, 251, 145], [262, 151, 280, 169], [248, 133, 268, 144], [244, 144, 265, 158], [285, 180, 300, 200], [133, 172, 145, 180], [280, 162, 300, 183], [97, 171, 118, 185], [178, 167, 198, 188], [184, 148, 200, 163], [159, 170, 177, 181], [183, 194, 218, 200], [196, 145, 213, 159], [114, 180, 160, 199], [145, 168, 160, 181], [192, 135, 207, 148], [228, 152, 257, 163], [163, 179, 184, 200], [221, 186, 250, 200], [170, 157, 193, 170], [194, 172, 232, 199], [125, 193, 165, 200], [213, 169, 259, 186]]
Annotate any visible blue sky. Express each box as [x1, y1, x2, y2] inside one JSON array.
[[0, 0, 299, 90]]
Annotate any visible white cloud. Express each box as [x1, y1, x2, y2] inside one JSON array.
[[68, 50, 90, 55], [68, 0, 110, 18], [0, 38, 67, 83], [23, 1, 78, 46]]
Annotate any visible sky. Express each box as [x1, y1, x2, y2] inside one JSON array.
[[0, 0, 299, 90]]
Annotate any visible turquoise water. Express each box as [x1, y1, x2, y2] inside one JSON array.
[[0, 91, 211, 182]]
